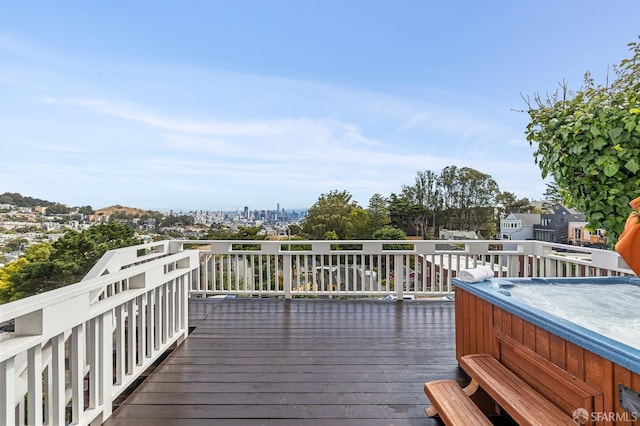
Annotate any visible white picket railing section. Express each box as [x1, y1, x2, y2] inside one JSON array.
[[0, 241, 199, 426], [0, 239, 633, 425], [189, 239, 632, 299]]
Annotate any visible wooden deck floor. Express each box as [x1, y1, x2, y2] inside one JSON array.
[[104, 298, 466, 426]]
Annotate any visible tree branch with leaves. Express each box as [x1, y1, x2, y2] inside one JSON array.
[[525, 39, 640, 244]]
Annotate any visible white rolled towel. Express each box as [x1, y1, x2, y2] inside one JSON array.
[[458, 265, 495, 283]]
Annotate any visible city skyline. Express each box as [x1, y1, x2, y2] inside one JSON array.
[[1, 2, 639, 211], [1, 194, 304, 216]]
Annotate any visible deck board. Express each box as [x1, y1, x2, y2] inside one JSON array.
[[105, 298, 464, 425]]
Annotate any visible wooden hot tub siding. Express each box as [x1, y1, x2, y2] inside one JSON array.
[[455, 287, 640, 426]]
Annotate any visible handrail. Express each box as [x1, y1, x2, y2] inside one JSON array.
[[182, 239, 632, 299], [0, 241, 198, 426], [0, 239, 632, 425]]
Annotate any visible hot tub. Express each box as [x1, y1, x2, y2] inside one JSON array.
[[453, 276, 640, 424]]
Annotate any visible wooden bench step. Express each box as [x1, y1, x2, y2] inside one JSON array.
[[460, 354, 576, 426], [424, 379, 492, 426]]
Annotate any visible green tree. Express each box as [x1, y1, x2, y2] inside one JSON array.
[[497, 192, 532, 214], [367, 193, 391, 234], [301, 190, 359, 240], [525, 39, 640, 243], [46, 203, 70, 215], [323, 230, 339, 240], [0, 257, 29, 302], [201, 225, 266, 240], [1, 223, 141, 302], [235, 226, 265, 240], [15, 225, 40, 233], [400, 170, 441, 238], [77, 205, 95, 215], [438, 166, 499, 231], [159, 214, 195, 227], [3, 238, 28, 253], [0, 243, 53, 303], [372, 226, 410, 250], [287, 223, 303, 237], [372, 226, 407, 240], [346, 207, 371, 239], [0, 192, 52, 208], [541, 181, 565, 213], [388, 192, 419, 236]]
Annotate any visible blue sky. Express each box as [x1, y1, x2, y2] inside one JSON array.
[[1, 1, 638, 211]]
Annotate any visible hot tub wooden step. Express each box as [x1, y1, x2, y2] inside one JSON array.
[[459, 354, 576, 426], [423, 379, 492, 426]]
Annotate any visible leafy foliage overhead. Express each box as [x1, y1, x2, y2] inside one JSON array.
[[525, 39, 640, 242]]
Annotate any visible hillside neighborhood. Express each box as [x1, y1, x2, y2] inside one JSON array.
[[1, 195, 607, 269], [0, 201, 305, 267]]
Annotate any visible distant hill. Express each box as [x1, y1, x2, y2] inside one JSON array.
[[0, 192, 55, 208], [0, 193, 158, 217], [94, 205, 151, 217]]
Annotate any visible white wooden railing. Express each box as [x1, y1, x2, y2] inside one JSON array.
[[0, 239, 633, 425], [0, 241, 198, 426], [187, 239, 633, 299]]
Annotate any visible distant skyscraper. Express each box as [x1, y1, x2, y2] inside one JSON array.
[[277, 202, 280, 214]]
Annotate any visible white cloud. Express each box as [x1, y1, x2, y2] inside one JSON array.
[[0, 40, 547, 209]]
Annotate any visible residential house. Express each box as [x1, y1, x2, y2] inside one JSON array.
[[533, 204, 585, 244], [499, 213, 540, 240], [567, 221, 606, 247]]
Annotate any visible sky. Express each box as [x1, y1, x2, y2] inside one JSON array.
[[1, 2, 639, 212]]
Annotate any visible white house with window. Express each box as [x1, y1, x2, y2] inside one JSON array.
[[499, 213, 540, 240]]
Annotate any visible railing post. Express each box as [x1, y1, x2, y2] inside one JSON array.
[[51, 333, 65, 425], [100, 310, 113, 420], [27, 344, 43, 426], [114, 305, 125, 385], [179, 276, 189, 343], [146, 291, 154, 357], [1, 357, 16, 426], [283, 254, 292, 299], [88, 318, 99, 409], [71, 324, 84, 424], [394, 254, 404, 300]]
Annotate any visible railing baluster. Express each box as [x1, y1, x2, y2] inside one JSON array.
[[71, 324, 84, 424], [137, 295, 145, 365], [126, 299, 136, 374], [115, 305, 125, 385], [51, 333, 65, 425], [283, 254, 292, 298], [88, 318, 99, 409], [43, 362, 50, 425], [146, 291, 154, 358], [161, 284, 168, 344], [154, 287, 161, 350], [0, 357, 16, 425], [100, 310, 113, 420]]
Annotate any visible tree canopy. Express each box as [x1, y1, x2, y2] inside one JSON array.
[[0, 192, 54, 208], [201, 225, 266, 240], [525, 39, 640, 243], [301, 190, 361, 240], [390, 166, 502, 237], [0, 223, 141, 303]]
